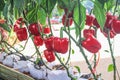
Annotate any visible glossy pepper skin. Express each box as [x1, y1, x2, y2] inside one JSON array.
[[93, 18, 100, 28], [101, 28, 116, 38], [86, 15, 94, 26], [81, 34, 101, 53], [53, 37, 69, 54], [33, 36, 43, 46], [16, 27, 28, 41], [44, 49, 55, 62], [28, 23, 42, 35], [62, 14, 73, 27], [44, 36, 54, 50], [43, 27, 50, 34], [83, 29, 95, 38], [105, 13, 117, 30], [112, 19, 120, 34], [13, 18, 24, 32]]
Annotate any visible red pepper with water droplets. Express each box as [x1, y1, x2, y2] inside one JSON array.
[[81, 34, 101, 53], [44, 49, 55, 62]]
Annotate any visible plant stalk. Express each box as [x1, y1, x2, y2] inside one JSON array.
[[107, 31, 116, 80]]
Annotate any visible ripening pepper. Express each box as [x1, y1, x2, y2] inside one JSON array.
[[101, 29, 116, 38], [16, 27, 28, 41], [43, 27, 50, 34], [93, 18, 100, 28], [44, 49, 55, 62], [28, 23, 42, 35], [62, 14, 73, 27], [104, 13, 117, 30], [33, 36, 43, 46], [112, 19, 120, 34], [53, 37, 69, 54], [83, 29, 95, 38], [44, 36, 54, 50], [85, 15, 94, 26], [81, 34, 101, 53]]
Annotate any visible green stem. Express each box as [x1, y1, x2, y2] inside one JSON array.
[[93, 54, 97, 68], [113, 0, 118, 16], [31, 37, 52, 70], [107, 31, 116, 80], [55, 52, 76, 80], [65, 27, 72, 65], [46, 0, 53, 36], [2, 40, 25, 57]]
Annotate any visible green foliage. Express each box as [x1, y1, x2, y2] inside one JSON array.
[[108, 64, 114, 72], [104, 0, 115, 12], [93, 0, 106, 30], [72, 49, 75, 54], [40, 0, 57, 14], [74, 66, 81, 73], [37, 8, 46, 25], [73, 2, 86, 38], [0, 0, 5, 11], [0, 24, 11, 32]]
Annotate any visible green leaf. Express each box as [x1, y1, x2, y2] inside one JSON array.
[[0, 0, 5, 11], [73, 3, 86, 27], [26, 7, 37, 23], [3, 3, 9, 19], [93, 0, 106, 30], [40, 0, 57, 14], [0, 24, 11, 32], [14, 0, 25, 11], [104, 0, 115, 11], [108, 64, 114, 72], [74, 66, 81, 73], [72, 49, 75, 54], [104, 50, 109, 53], [73, 3, 86, 38], [37, 8, 46, 25]]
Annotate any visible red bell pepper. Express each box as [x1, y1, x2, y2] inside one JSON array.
[[101, 29, 116, 38], [16, 27, 28, 41], [105, 13, 117, 30], [44, 49, 55, 62], [83, 29, 95, 38], [81, 34, 101, 53], [93, 18, 100, 28], [86, 15, 94, 26], [44, 36, 54, 50], [62, 14, 73, 27], [43, 27, 50, 34], [28, 23, 42, 35], [13, 18, 24, 32], [13, 24, 20, 32], [53, 37, 69, 54], [112, 19, 120, 34], [64, 8, 73, 18], [33, 36, 43, 46]]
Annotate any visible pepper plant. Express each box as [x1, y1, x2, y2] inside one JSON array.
[[0, 0, 120, 80]]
